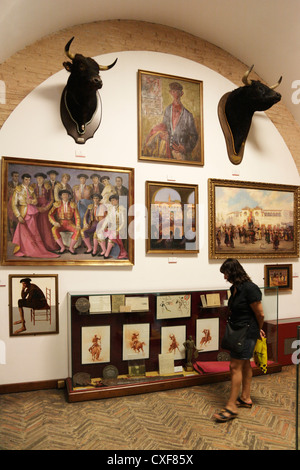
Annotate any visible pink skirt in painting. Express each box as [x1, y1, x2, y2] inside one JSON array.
[[12, 206, 59, 258]]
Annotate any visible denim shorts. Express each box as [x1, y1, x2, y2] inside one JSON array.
[[230, 338, 257, 360]]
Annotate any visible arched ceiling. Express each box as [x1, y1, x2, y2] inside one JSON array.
[[0, 0, 300, 126]]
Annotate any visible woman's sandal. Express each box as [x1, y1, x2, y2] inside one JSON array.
[[237, 397, 252, 408], [214, 408, 238, 422]]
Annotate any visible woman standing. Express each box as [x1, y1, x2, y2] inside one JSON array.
[[214, 258, 265, 422]]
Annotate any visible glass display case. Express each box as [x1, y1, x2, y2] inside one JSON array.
[[297, 326, 300, 450], [66, 287, 279, 402]]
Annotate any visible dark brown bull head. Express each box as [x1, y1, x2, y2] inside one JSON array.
[[218, 65, 282, 164], [60, 37, 117, 144]]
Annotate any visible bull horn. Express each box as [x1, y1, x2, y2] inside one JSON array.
[[270, 76, 282, 90], [242, 64, 254, 86], [65, 36, 75, 60], [99, 58, 118, 71]]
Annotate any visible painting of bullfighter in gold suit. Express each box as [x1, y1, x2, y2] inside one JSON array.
[[1, 157, 134, 266]]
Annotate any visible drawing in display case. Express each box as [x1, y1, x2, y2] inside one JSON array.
[[66, 287, 280, 402]]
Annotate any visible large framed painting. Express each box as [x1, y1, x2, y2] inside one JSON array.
[[9, 274, 58, 336], [208, 178, 300, 259], [146, 181, 198, 254], [1, 156, 134, 266], [138, 70, 204, 166]]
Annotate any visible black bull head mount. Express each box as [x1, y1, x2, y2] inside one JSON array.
[[218, 65, 282, 164], [60, 37, 117, 144]]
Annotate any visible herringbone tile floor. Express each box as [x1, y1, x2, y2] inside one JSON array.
[[0, 366, 296, 450]]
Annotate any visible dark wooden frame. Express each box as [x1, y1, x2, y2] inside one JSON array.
[[264, 264, 293, 291], [9, 274, 59, 336]]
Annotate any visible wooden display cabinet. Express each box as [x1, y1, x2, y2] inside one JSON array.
[[66, 288, 280, 402]]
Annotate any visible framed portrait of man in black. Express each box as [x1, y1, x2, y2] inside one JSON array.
[[9, 274, 59, 336]]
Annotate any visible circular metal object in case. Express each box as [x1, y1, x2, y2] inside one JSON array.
[[102, 365, 119, 379], [75, 297, 90, 313]]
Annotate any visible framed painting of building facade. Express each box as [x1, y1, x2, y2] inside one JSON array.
[[9, 274, 58, 336], [208, 178, 300, 259], [146, 181, 198, 254], [1, 156, 134, 266], [138, 70, 204, 166]]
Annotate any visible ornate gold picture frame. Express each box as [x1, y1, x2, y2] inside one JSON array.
[[1, 156, 134, 266], [208, 178, 300, 259], [138, 70, 204, 166]]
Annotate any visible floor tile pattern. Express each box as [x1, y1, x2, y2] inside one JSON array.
[[0, 366, 296, 450]]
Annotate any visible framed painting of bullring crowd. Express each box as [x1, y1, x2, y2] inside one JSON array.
[[208, 178, 300, 259], [138, 70, 204, 167], [1, 156, 134, 266]]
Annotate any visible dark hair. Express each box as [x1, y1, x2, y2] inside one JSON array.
[[220, 258, 251, 285], [169, 82, 183, 92]]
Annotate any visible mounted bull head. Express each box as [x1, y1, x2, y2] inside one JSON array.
[[218, 65, 282, 164], [60, 37, 117, 144]]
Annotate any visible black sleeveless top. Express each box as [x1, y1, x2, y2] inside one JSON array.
[[228, 281, 261, 340]]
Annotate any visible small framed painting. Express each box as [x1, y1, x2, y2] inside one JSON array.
[[161, 325, 186, 360], [9, 274, 58, 336], [264, 264, 293, 291], [196, 318, 219, 353], [81, 325, 111, 364], [122, 323, 150, 360], [156, 294, 191, 319]]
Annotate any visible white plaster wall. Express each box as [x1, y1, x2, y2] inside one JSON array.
[[0, 51, 299, 384]]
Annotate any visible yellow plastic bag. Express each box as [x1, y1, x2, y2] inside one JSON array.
[[253, 337, 268, 373]]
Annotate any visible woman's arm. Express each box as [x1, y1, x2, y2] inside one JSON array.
[[250, 301, 266, 337]]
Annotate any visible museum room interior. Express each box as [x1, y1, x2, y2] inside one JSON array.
[[0, 0, 300, 452]]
